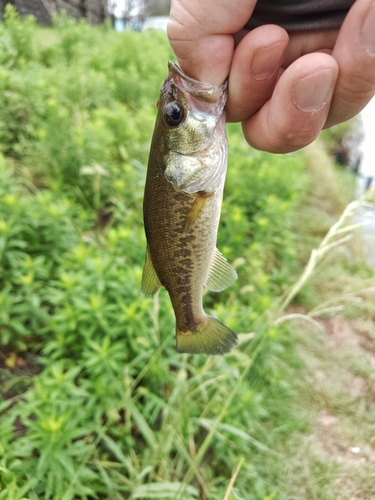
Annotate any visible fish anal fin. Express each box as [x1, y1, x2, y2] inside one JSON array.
[[206, 248, 237, 292], [176, 315, 237, 355], [184, 191, 212, 237], [141, 246, 161, 296]]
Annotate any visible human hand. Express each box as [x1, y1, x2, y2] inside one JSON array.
[[167, 0, 375, 153]]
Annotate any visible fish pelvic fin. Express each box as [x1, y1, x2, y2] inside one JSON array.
[[205, 248, 237, 292], [184, 192, 212, 237], [176, 315, 238, 355], [142, 246, 161, 296]]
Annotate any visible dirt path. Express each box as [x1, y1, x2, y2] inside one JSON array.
[[290, 301, 375, 499]]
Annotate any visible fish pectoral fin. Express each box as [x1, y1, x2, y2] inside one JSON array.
[[205, 248, 237, 292], [176, 315, 238, 355], [184, 192, 212, 237], [141, 246, 161, 296]]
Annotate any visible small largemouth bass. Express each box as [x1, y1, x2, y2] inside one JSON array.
[[142, 62, 237, 355]]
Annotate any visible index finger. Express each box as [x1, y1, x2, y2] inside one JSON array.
[[167, 0, 257, 86]]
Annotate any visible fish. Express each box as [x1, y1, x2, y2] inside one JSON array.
[[142, 62, 238, 355]]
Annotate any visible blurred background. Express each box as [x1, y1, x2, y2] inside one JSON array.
[[0, 3, 374, 499], [0, 0, 170, 28]]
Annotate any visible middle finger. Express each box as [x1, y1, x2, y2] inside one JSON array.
[[226, 25, 288, 122]]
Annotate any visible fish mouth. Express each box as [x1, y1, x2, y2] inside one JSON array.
[[167, 61, 227, 105]]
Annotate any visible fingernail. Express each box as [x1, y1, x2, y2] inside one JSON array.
[[361, 1, 375, 56], [292, 70, 335, 113], [251, 42, 285, 81]]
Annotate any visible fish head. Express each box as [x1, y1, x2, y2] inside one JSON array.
[[158, 62, 228, 194]]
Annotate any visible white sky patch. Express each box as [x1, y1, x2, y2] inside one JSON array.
[[359, 97, 375, 177], [108, 0, 144, 17]]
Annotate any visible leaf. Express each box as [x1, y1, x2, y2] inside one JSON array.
[[0, 399, 12, 414], [99, 431, 136, 476], [122, 397, 156, 449], [132, 482, 199, 499], [17, 476, 38, 498], [197, 418, 271, 453]]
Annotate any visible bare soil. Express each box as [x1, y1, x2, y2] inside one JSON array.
[[294, 307, 375, 499]]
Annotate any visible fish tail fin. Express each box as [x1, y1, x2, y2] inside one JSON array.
[[176, 315, 237, 355]]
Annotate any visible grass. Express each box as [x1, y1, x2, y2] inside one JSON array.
[[263, 144, 375, 500], [0, 6, 374, 499], [282, 291, 375, 499]]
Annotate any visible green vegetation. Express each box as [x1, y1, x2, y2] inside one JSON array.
[[0, 6, 374, 500]]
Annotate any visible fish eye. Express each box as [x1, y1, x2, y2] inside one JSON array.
[[164, 102, 185, 127]]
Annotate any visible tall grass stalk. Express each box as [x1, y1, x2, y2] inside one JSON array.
[[223, 457, 245, 500], [278, 198, 374, 314]]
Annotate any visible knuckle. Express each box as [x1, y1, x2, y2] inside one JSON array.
[[245, 126, 319, 153], [167, 18, 189, 43], [338, 72, 375, 103], [270, 122, 321, 153], [282, 129, 319, 150], [268, 132, 318, 153], [168, 2, 202, 43], [328, 73, 375, 125]]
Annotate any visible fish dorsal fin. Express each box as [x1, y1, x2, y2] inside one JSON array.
[[205, 248, 237, 292], [184, 192, 212, 237], [142, 246, 161, 296]]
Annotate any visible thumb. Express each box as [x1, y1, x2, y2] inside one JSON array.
[[167, 0, 257, 86]]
